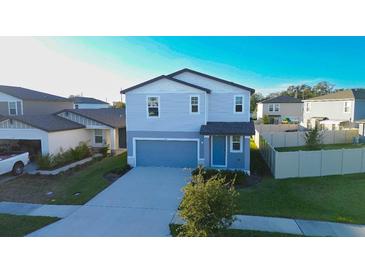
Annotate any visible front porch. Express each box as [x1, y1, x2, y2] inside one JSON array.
[[200, 122, 255, 173]]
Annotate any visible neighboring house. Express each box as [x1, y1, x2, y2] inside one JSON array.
[[256, 95, 303, 124], [0, 85, 126, 157], [302, 89, 365, 130], [0, 85, 73, 115], [71, 96, 110, 109], [123, 68, 255, 173]]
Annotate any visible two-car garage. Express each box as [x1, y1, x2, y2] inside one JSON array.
[[135, 139, 198, 168]]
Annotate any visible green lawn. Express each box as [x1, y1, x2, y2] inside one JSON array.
[[242, 141, 365, 224], [169, 224, 299, 237], [275, 143, 365, 152], [0, 152, 128, 205], [0, 214, 59, 237]]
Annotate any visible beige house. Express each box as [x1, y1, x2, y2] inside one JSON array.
[[257, 95, 303, 124]]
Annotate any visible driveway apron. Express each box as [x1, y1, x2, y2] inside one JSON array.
[[29, 167, 191, 236]]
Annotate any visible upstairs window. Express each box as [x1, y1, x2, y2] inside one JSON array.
[[344, 101, 351, 113], [147, 96, 159, 118], [274, 104, 280, 112], [8, 102, 17, 115], [190, 96, 199, 114], [305, 102, 311, 112], [268, 104, 274, 112], [234, 96, 243, 113], [230, 136, 243, 152]]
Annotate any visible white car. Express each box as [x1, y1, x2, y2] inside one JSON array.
[[0, 152, 30, 176]]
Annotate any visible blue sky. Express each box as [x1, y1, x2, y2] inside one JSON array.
[[1, 37, 365, 101]]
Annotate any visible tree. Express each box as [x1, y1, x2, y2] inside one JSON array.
[[250, 92, 264, 113], [178, 168, 238, 236], [262, 115, 271, 124], [304, 126, 323, 148], [312, 81, 335, 96], [112, 101, 125, 108]]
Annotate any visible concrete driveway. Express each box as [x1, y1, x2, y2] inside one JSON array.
[[29, 167, 191, 236]]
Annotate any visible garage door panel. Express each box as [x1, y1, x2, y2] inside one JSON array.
[[136, 140, 197, 168]]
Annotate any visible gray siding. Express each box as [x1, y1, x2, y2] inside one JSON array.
[[126, 92, 206, 132], [258, 102, 303, 121], [23, 101, 73, 115], [354, 99, 365, 120], [0, 102, 8, 115], [208, 92, 249, 122]]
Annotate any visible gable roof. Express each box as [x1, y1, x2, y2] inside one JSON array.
[[121, 75, 211, 94], [0, 85, 69, 102], [304, 89, 365, 101], [261, 95, 302, 104], [71, 96, 109, 105], [168, 68, 255, 94], [1, 114, 85, 132], [58, 108, 125, 128]]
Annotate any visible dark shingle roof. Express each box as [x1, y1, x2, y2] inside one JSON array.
[[168, 68, 255, 94], [121, 75, 211, 94], [304, 89, 365, 101], [200, 122, 255, 136], [261, 95, 302, 104], [59, 108, 125, 128], [3, 114, 85, 132], [71, 96, 109, 104], [0, 85, 69, 102]]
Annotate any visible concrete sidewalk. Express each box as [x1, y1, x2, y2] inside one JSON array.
[[0, 201, 81, 218], [172, 214, 365, 237]]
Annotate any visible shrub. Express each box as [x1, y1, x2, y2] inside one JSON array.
[[36, 142, 91, 170], [191, 166, 247, 186], [100, 145, 109, 157], [304, 126, 323, 148], [262, 114, 271, 124], [178, 168, 238, 237]]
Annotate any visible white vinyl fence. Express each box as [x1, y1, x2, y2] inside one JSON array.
[[257, 130, 358, 148], [254, 129, 363, 179]]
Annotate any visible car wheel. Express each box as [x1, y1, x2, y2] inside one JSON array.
[[12, 162, 24, 176]]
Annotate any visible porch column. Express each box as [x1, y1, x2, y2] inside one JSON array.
[[110, 128, 116, 151], [204, 135, 210, 167]]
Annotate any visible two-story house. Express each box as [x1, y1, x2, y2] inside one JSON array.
[[0, 85, 126, 157], [302, 89, 365, 130], [256, 95, 303, 124], [123, 68, 255, 173]]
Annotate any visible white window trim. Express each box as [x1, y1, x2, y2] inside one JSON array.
[[230, 136, 243, 153], [189, 95, 200, 114], [146, 95, 160, 118], [8, 101, 17, 116], [305, 102, 311, 113], [344, 101, 351, 113], [274, 103, 280, 112], [268, 103, 274, 112], [234, 95, 244, 113], [93, 129, 104, 146]]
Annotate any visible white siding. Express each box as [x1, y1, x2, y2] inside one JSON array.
[[303, 99, 354, 122], [48, 129, 91, 155]]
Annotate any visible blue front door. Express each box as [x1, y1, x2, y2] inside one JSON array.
[[212, 136, 226, 166]]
